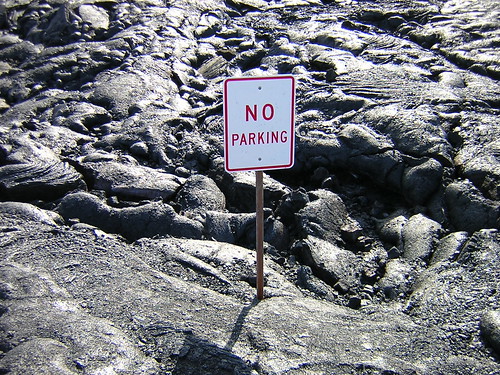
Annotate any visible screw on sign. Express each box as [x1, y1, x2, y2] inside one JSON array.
[[223, 76, 296, 299]]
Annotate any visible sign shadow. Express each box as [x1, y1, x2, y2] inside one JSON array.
[[171, 297, 260, 374], [224, 296, 260, 352]]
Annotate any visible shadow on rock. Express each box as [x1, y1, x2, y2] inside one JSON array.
[[176, 299, 258, 375], [143, 299, 259, 375], [172, 327, 255, 375]]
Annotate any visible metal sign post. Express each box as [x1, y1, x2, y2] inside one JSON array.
[[223, 75, 296, 300], [255, 170, 264, 300]]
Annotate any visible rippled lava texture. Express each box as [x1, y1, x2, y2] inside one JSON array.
[[0, 1, 499, 374]]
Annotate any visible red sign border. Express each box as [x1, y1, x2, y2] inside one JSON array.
[[223, 75, 296, 172]]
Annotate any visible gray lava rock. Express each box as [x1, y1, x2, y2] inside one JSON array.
[[353, 104, 453, 166], [0, 160, 86, 201], [293, 236, 361, 293], [140, 238, 301, 299], [409, 229, 499, 349], [226, 172, 290, 212], [377, 258, 416, 300], [430, 231, 468, 265], [348, 149, 404, 189], [337, 122, 407, 190], [438, 71, 466, 88], [56, 192, 203, 241], [454, 112, 500, 200], [402, 157, 443, 205], [445, 180, 499, 233], [401, 214, 442, 262], [89, 65, 179, 120], [52, 101, 111, 134], [480, 310, 500, 355], [295, 132, 348, 172], [0, 39, 41, 63], [0, 338, 80, 375], [80, 161, 182, 201], [296, 189, 350, 243], [296, 265, 337, 302], [0, 262, 159, 374], [0, 136, 86, 201], [205, 209, 288, 250], [1, 199, 500, 374], [339, 123, 394, 156], [129, 141, 149, 157], [198, 56, 229, 79], [378, 214, 408, 246], [275, 188, 309, 225], [57, 192, 109, 229], [1, 0, 499, 373], [78, 4, 110, 32], [89, 73, 149, 119], [176, 174, 225, 218], [226, 0, 269, 11], [43, 4, 80, 46], [299, 87, 372, 115], [0, 201, 60, 226], [205, 211, 257, 243]]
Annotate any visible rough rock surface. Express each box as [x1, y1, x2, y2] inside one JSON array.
[[0, 0, 499, 373]]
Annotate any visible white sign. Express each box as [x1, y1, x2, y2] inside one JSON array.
[[223, 76, 296, 172]]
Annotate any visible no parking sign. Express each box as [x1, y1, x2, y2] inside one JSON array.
[[223, 76, 296, 172]]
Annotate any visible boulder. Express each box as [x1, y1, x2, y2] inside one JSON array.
[[176, 174, 226, 218], [293, 236, 362, 293], [402, 157, 443, 205], [0, 201, 60, 226], [480, 310, 500, 355], [205, 210, 288, 250], [225, 172, 290, 212], [401, 214, 442, 262], [0, 161, 86, 202], [377, 258, 416, 300], [296, 189, 349, 243], [430, 231, 468, 265], [56, 192, 203, 241], [445, 180, 499, 233], [80, 161, 182, 201], [378, 214, 408, 246]]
